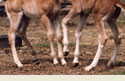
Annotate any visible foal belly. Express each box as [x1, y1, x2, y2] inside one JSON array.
[[22, 2, 39, 18], [23, 9, 38, 18]]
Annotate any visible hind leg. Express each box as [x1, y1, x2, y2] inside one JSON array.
[[107, 7, 121, 67], [73, 13, 89, 66], [85, 14, 108, 71], [62, 8, 79, 56], [7, 11, 23, 67], [107, 21, 121, 67], [41, 14, 58, 64], [52, 17, 67, 65], [17, 15, 36, 55]]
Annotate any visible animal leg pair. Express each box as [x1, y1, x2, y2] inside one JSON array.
[[41, 14, 66, 65], [62, 9, 89, 66]]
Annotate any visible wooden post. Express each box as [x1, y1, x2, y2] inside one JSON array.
[[0, 35, 22, 48]]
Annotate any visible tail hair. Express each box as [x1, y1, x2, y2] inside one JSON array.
[[116, 0, 125, 15]]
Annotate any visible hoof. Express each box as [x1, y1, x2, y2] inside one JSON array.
[[84, 67, 91, 72], [61, 59, 67, 65], [35, 62, 40, 65], [84, 65, 94, 72], [64, 51, 69, 56], [17, 64, 23, 68], [53, 59, 59, 65], [5, 50, 10, 54], [54, 62, 59, 65], [73, 63, 79, 67], [33, 58, 39, 62], [107, 61, 115, 68], [62, 63, 68, 67]]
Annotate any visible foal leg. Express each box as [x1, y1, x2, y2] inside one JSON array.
[[62, 9, 79, 56], [41, 14, 58, 64], [53, 17, 67, 65], [18, 15, 36, 55], [8, 11, 23, 67], [73, 13, 89, 66], [107, 21, 121, 67], [85, 15, 107, 71]]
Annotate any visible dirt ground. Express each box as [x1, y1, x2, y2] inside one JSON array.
[[0, 13, 125, 75]]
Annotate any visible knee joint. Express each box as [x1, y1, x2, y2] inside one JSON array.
[[47, 32, 54, 41], [62, 19, 67, 25], [98, 35, 108, 45], [51, 53, 56, 58], [8, 33, 15, 45], [57, 34, 63, 42]]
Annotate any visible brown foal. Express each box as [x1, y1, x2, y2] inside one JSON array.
[[5, 0, 67, 67], [62, 0, 125, 71]]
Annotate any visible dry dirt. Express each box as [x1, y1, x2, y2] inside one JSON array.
[[0, 14, 125, 75]]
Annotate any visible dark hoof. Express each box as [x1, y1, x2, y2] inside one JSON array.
[[107, 64, 115, 68], [64, 51, 69, 56], [107, 61, 115, 68], [35, 62, 40, 65], [12, 65, 18, 68], [33, 57, 39, 62], [73, 63, 79, 67], [5, 50, 11, 54]]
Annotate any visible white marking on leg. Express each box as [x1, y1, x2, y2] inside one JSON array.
[[8, 12, 23, 67], [55, 19, 67, 65], [62, 18, 70, 52], [73, 13, 89, 64], [85, 17, 107, 71], [58, 46, 67, 65], [53, 57, 59, 65], [50, 42, 59, 64], [73, 31, 82, 63], [61, 58, 67, 65], [85, 42, 104, 71], [10, 33, 23, 67], [49, 36, 58, 64]]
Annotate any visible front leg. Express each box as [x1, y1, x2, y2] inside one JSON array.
[[85, 15, 107, 71], [62, 8, 78, 56], [7, 11, 24, 67], [73, 13, 89, 67], [41, 14, 58, 65], [52, 17, 67, 65], [107, 21, 121, 67]]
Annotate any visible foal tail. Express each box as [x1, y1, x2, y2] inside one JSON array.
[[116, 0, 125, 14]]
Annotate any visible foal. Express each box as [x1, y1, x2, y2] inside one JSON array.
[[62, 0, 125, 71], [5, 0, 67, 67]]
